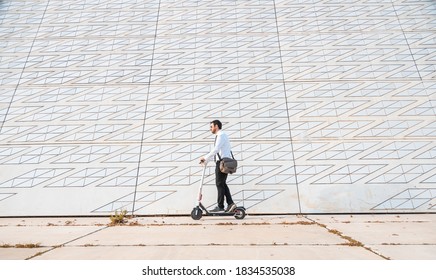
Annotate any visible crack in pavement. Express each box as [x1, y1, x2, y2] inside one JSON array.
[[26, 226, 110, 260]]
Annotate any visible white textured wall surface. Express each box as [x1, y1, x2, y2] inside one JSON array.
[[0, 0, 435, 216]]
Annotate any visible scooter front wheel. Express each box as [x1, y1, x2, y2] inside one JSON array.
[[234, 208, 246, 220], [191, 207, 203, 220]]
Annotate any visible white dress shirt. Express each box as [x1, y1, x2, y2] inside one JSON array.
[[203, 130, 232, 163]]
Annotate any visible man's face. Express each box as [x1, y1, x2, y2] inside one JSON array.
[[210, 123, 218, 134]]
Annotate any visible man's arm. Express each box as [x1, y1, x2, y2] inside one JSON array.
[[200, 134, 223, 164]]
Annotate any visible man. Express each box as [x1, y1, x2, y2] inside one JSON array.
[[199, 120, 237, 213]]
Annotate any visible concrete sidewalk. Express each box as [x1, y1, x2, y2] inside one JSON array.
[[0, 214, 435, 260]]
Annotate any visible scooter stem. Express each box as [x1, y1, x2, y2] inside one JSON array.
[[197, 163, 207, 205]]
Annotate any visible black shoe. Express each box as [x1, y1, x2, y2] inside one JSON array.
[[225, 203, 237, 213], [210, 206, 224, 212]]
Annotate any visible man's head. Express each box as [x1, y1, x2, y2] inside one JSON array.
[[209, 120, 222, 134]]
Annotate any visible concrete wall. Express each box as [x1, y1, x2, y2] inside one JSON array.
[[0, 0, 435, 216]]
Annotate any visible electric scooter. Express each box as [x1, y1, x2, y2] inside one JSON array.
[[190, 162, 246, 220]]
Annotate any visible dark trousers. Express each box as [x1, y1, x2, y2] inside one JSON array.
[[215, 161, 234, 208]]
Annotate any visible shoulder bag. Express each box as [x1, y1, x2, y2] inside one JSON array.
[[217, 152, 238, 174]]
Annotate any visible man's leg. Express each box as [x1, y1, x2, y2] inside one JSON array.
[[223, 179, 234, 205], [216, 162, 235, 211], [215, 161, 227, 209]]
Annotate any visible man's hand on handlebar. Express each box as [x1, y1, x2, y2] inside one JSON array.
[[199, 157, 206, 166]]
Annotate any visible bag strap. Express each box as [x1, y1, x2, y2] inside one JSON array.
[[216, 151, 234, 161], [214, 135, 235, 161]]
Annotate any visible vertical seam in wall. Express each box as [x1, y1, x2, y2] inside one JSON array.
[[272, 0, 302, 213], [131, 0, 162, 215]]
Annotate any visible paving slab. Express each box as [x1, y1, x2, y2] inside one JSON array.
[[0, 218, 110, 227], [355, 223, 431, 244], [0, 215, 309, 227], [0, 248, 47, 260], [369, 245, 436, 260], [0, 226, 105, 246], [33, 244, 382, 260], [311, 219, 436, 245], [67, 224, 343, 247], [307, 214, 436, 224], [131, 215, 310, 226]]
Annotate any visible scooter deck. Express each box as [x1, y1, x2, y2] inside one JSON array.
[[191, 203, 246, 220], [198, 202, 245, 216]]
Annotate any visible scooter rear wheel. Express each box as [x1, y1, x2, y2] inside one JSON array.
[[191, 207, 203, 220], [234, 208, 246, 220]]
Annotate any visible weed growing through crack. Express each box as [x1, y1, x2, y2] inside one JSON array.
[[128, 220, 140, 226], [327, 229, 364, 247], [280, 221, 316, 226], [242, 222, 270, 226], [65, 220, 75, 225], [109, 209, 128, 226], [1, 243, 41, 248], [217, 222, 237, 226], [16, 243, 42, 249]]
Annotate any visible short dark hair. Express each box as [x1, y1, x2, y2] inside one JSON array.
[[210, 120, 222, 129]]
